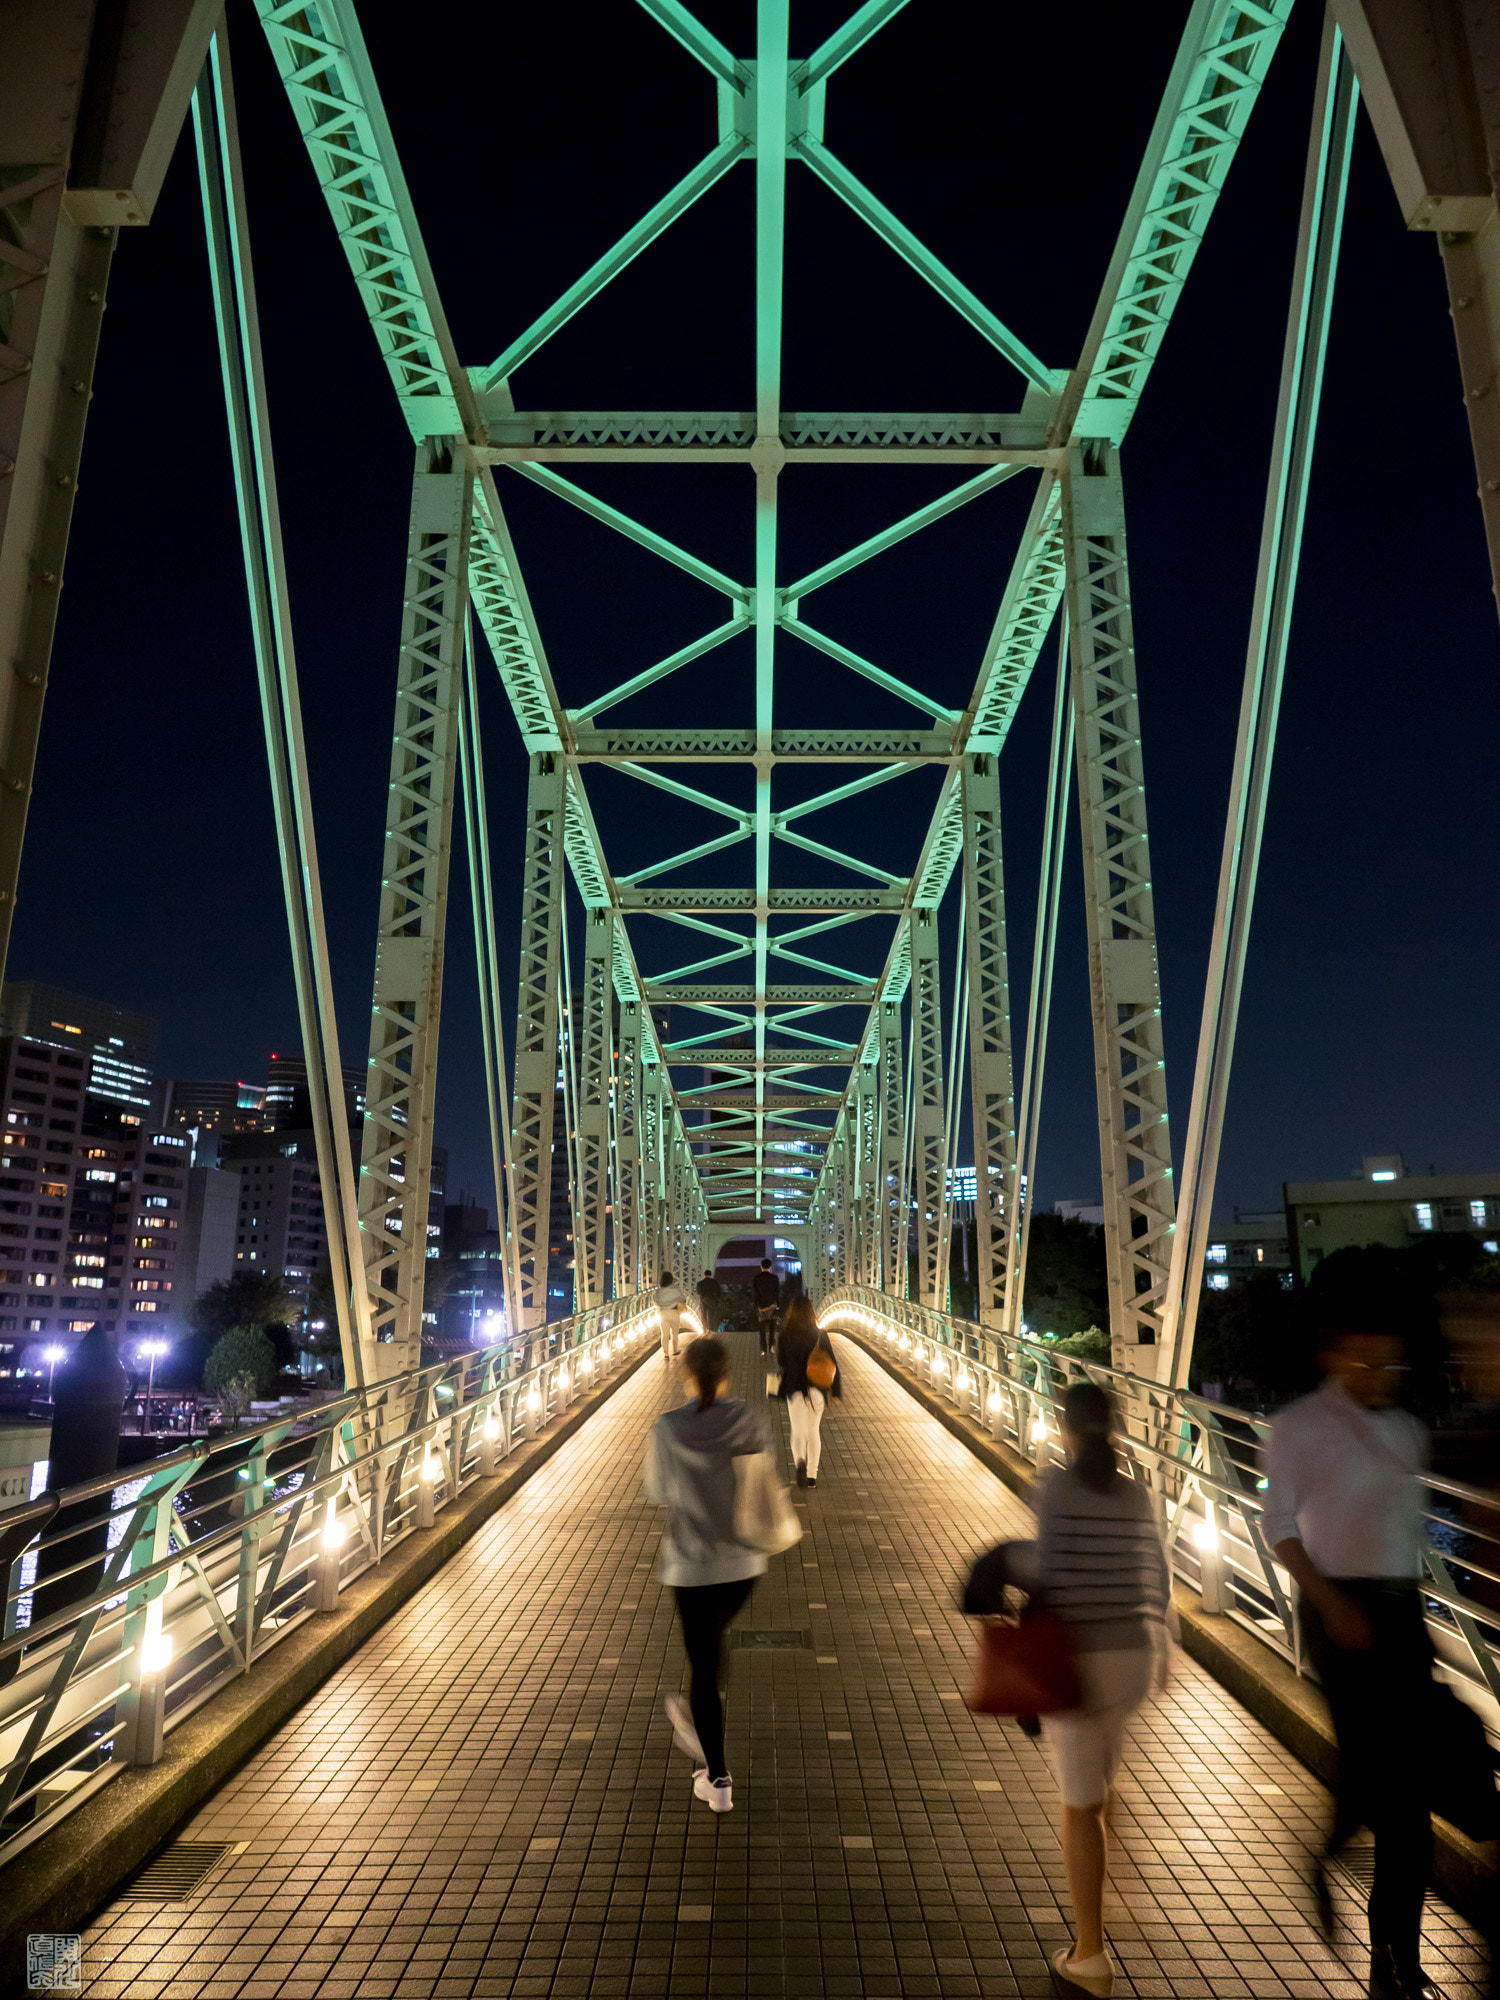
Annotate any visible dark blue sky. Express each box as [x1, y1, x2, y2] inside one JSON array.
[[18, 0, 1499, 1222]]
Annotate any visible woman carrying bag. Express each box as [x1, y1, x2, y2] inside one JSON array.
[[1036, 1380, 1172, 1998], [775, 1295, 841, 1488], [644, 1335, 798, 1814]]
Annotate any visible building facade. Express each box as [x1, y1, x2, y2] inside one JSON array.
[[1202, 1209, 1292, 1291], [1285, 1166, 1500, 1282]]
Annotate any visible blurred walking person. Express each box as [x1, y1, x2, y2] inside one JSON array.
[[645, 1335, 770, 1814], [695, 1269, 724, 1329], [752, 1257, 781, 1356], [1265, 1325, 1438, 2000], [1039, 1381, 1171, 1998], [776, 1296, 840, 1489], [655, 1271, 686, 1362]]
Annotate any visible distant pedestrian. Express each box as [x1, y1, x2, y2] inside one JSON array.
[[645, 1335, 770, 1814], [655, 1272, 687, 1362], [775, 1295, 840, 1489], [695, 1270, 724, 1329], [1265, 1325, 1437, 2000], [1038, 1381, 1171, 1999], [752, 1258, 780, 1355]]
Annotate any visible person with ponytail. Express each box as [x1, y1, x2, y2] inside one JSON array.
[[644, 1335, 770, 1814], [1037, 1379, 1171, 1999]]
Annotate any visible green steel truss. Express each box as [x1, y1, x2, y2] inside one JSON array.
[[250, 0, 1295, 1370]]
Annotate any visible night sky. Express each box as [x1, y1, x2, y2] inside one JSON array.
[[19, 0, 1499, 1226]]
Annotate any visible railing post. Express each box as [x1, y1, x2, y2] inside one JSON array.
[[233, 1431, 270, 1665], [1194, 1493, 1226, 1615], [311, 1507, 344, 1613], [416, 1445, 440, 1529]]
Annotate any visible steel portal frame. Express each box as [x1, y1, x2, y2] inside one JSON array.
[[3, 0, 1370, 1384]]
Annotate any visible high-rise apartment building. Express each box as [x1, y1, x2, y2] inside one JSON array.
[[164, 1079, 269, 1143], [263, 1054, 365, 1133], [0, 981, 154, 1114]]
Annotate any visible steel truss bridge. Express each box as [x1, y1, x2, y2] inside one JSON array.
[[4, 0, 1499, 1395]]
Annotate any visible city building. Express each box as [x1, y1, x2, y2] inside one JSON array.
[[175, 1165, 240, 1306], [1053, 1197, 1106, 1225], [1202, 1209, 1292, 1291], [220, 1132, 446, 1325], [1285, 1161, 1500, 1281], [164, 1078, 269, 1147], [263, 1053, 365, 1133], [439, 1202, 509, 1350], [0, 980, 154, 1114]]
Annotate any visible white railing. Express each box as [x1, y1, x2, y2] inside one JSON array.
[[0, 1290, 684, 1864], [820, 1285, 1500, 1748]]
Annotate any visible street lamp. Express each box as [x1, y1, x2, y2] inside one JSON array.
[[139, 1339, 167, 1434], [42, 1344, 65, 1396]]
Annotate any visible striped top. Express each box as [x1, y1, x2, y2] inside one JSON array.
[[1037, 1464, 1171, 1653]]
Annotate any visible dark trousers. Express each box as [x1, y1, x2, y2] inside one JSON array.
[[758, 1308, 777, 1354], [674, 1577, 755, 1782], [1301, 1580, 1433, 1970]]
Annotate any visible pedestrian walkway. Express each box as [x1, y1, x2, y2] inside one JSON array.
[[74, 1328, 1488, 1999]]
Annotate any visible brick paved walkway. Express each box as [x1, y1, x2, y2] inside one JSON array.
[[74, 1327, 1488, 1999]]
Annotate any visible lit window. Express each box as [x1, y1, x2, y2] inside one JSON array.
[[73, 1255, 105, 1268], [1413, 1203, 1434, 1231], [1371, 1170, 1397, 1182], [1206, 1273, 1230, 1292], [72, 1276, 104, 1289], [1471, 1201, 1488, 1226], [86, 1169, 116, 1183], [1206, 1244, 1227, 1264], [1255, 1246, 1264, 1262]]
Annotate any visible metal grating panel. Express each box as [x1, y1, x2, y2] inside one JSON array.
[[729, 1629, 810, 1651], [122, 1839, 246, 1905]]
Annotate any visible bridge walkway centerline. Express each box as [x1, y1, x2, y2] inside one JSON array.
[[72, 1326, 1487, 1999]]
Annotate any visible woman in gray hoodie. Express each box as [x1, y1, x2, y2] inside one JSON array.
[[644, 1335, 769, 1813]]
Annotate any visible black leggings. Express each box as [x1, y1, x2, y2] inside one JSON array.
[[674, 1577, 755, 1781]]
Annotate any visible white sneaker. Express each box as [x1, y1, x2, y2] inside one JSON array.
[[665, 1694, 704, 1764], [693, 1771, 733, 1812]]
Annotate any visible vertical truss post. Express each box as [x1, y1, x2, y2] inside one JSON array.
[[857, 1058, 879, 1285], [575, 907, 614, 1309], [358, 443, 472, 1375], [193, 39, 372, 1392], [1166, 21, 1355, 1388], [878, 997, 906, 1293], [640, 1054, 662, 1278], [909, 909, 947, 1307], [1062, 443, 1175, 1374], [1006, 618, 1073, 1336], [961, 755, 1016, 1329], [615, 998, 642, 1295], [511, 754, 565, 1330]]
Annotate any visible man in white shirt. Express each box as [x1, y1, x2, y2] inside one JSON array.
[[1265, 1326, 1436, 2000]]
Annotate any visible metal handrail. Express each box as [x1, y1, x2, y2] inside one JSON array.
[[820, 1286, 1500, 1745], [0, 1290, 680, 1864]]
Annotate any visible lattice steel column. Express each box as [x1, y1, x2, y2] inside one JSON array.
[[909, 909, 947, 1307], [574, 906, 613, 1309], [614, 997, 641, 1295], [640, 1053, 662, 1279], [358, 446, 471, 1375], [1062, 443, 1175, 1372], [960, 755, 1017, 1329], [878, 998, 906, 1293], [511, 753, 565, 1331], [855, 1058, 879, 1286]]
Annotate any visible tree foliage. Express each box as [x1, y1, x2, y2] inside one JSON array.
[[203, 1323, 276, 1404], [190, 1272, 294, 1344]]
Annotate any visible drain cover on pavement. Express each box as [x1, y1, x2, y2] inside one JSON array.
[[122, 1840, 246, 1904], [730, 1628, 810, 1650]]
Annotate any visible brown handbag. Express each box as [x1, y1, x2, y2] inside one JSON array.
[[965, 1607, 1082, 1715], [805, 1334, 836, 1391]]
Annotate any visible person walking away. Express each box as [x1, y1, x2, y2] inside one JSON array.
[[1038, 1381, 1171, 1998], [752, 1257, 780, 1355], [655, 1272, 687, 1362], [696, 1269, 724, 1330], [776, 1295, 840, 1488], [644, 1335, 769, 1813], [1264, 1325, 1437, 2000]]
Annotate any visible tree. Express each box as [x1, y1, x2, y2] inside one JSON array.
[[203, 1324, 277, 1417], [190, 1271, 295, 1344], [1055, 1325, 1110, 1363]]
